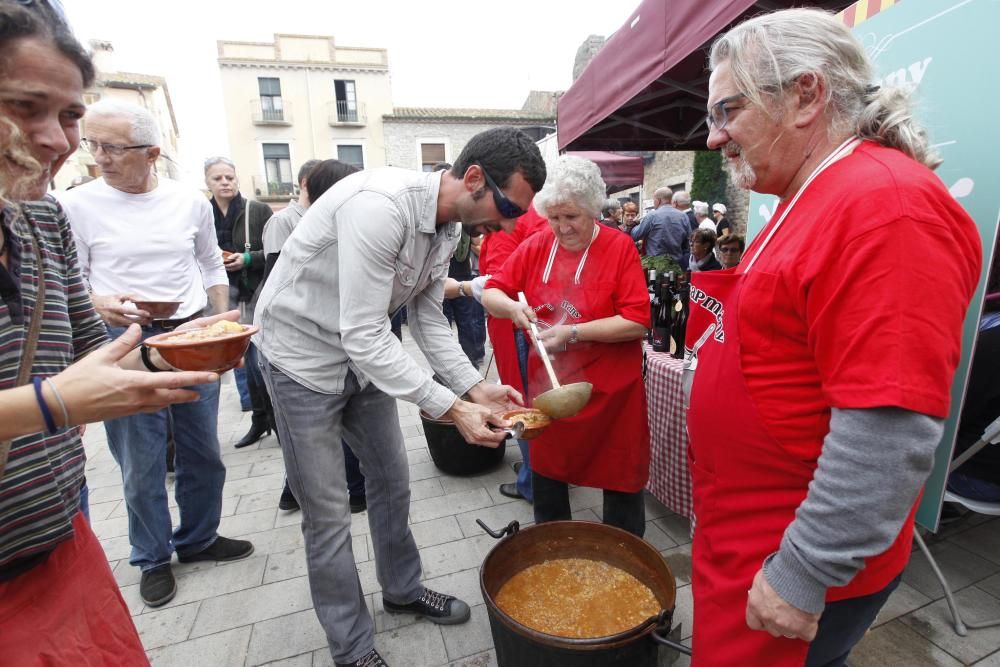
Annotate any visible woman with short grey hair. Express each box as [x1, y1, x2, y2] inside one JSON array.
[[482, 154, 651, 537]]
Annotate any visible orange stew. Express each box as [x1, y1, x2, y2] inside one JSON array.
[[495, 558, 659, 638]]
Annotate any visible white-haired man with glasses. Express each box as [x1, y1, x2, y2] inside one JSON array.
[[684, 8, 981, 666], [56, 99, 251, 609]]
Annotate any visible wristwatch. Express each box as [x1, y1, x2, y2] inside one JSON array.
[[457, 281, 467, 297], [568, 324, 579, 344]]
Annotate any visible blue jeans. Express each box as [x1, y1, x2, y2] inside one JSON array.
[[260, 356, 423, 664], [104, 325, 226, 572], [234, 366, 251, 410], [79, 481, 90, 522], [442, 295, 486, 367], [513, 329, 533, 501]]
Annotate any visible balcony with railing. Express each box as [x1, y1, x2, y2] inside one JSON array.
[[328, 100, 367, 126], [250, 98, 293, 125], [252, 175, 295, 201]]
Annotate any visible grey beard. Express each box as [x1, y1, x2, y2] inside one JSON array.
[[724, 152, 757, 190]]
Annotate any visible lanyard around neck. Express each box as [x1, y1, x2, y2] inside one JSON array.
[[542, 223, 600, 285], [743, 137, 861, 274]]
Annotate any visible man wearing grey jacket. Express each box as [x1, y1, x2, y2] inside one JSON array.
[[254, 128, 545, 667]]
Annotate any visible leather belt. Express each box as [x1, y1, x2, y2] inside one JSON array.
[[148, 314, 199, 331]]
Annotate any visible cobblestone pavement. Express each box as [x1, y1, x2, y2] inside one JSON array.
[[82, 330, 1000, 666]]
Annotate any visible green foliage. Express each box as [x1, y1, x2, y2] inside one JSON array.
[[690, 150, 728, 209], [640, 254, 682, 276]]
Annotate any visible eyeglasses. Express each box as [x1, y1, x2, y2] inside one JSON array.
[[476, 163, 526, 219], [82, 138, 153, 156], [719, 247, 742, 254], [705, 93, 748, 131]]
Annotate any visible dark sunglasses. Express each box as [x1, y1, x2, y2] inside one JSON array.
[[476, 163, 526, 219]]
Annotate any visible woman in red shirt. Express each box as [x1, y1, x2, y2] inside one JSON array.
[[483, 155, 651, 536]]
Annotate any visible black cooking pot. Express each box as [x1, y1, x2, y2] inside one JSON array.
[[478, 519, 691, 666], [420, 411, 506, 476]]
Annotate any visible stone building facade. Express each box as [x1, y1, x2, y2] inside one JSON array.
[[382, 106, 555, 172]]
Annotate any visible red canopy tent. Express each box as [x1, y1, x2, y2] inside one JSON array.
[[558, 0, 854, 152], [568, 151, 645, 191]]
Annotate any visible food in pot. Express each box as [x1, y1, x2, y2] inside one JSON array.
[[171, 320, 244, 342], [495, 558, 659, 638]]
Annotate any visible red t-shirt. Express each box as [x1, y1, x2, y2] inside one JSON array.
[[737, 141, 981, 458], [479, 203, 548, 275]]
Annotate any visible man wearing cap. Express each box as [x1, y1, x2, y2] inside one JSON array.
[[712, 203, 732, 237], [686, 8, 980, 665]]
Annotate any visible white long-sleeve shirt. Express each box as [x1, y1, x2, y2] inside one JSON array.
[[56, 177, 228, 319], [254, 167, 483, 418]]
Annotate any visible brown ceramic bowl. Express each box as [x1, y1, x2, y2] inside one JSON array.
[[131, 300, 183, 319], [144, 324, 258, 373], [501, 409, 552, 440]]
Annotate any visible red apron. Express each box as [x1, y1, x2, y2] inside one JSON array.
[[0, 512, 150, 666], [685, 139, 915, 666], [524, 231, 649, 492]]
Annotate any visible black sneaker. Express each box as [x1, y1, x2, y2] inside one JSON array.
[[350, 495, 367, 514], [177, 536, 254, 563], [278, 482, 299, 512], [140, 564, 176, 607], [335, 648, 388, 667], [382, 588, 470, 625]]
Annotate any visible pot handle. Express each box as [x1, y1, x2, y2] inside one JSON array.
[[649, 610, 692, 656], [476, 519, 520, 539]]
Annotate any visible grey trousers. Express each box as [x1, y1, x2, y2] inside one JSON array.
[[260, 356, 424, 664]]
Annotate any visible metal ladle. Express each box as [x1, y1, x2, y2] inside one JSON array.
[[518, 292, 592, 419]]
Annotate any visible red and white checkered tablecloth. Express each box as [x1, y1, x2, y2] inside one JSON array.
[[643, 343, 693, 518]]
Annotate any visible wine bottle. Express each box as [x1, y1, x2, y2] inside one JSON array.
[[652, 280, 671, 352], [647, 269, 658, 344], [671, 274, 689, 359]]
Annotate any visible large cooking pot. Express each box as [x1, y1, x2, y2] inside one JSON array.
[[479, 519, 691, 666], [420, 411, 506, 476]]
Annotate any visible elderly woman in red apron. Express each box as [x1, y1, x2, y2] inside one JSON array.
[[483, 155, 650, 536]]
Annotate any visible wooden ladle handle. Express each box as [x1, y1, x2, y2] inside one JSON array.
[[518, 292, 561, 390]]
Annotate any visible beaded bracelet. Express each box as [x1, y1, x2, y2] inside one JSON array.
[[32, 376, 58, 434]]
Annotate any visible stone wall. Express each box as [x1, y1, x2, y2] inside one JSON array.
[[642, 150, 750, 235], [383, 120, 540, 170], [643, 151, 695, 206]]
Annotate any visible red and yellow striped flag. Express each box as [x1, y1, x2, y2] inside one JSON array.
[[837, 0, 900, 27]]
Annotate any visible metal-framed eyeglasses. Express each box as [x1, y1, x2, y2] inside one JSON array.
[[705, 93, 749, 132], [476, 163, 526, 219], [82, 138, 153, 157]]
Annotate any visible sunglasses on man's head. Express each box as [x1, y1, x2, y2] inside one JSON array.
[[476, 163, 526, 219]]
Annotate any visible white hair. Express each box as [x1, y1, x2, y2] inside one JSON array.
[[533, 155, 606, 219], [672, 190, 691, 207], [86, 99, 161, 147], [710, 8, 939, 169], [693, 201, 709, 216], [204, 156, 236, 176], [653, 186, 673, 202]]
